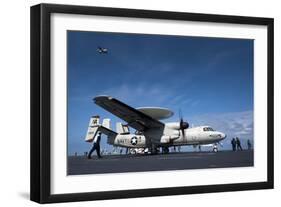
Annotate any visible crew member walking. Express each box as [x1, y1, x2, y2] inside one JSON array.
[[88, 132, 102, 159]]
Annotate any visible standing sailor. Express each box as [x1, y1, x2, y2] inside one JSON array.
[[236, 137, 243, 151], [231, 138, 236, 151], [247, 139, 252, 150]]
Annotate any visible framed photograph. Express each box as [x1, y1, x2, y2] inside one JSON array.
[[30, 3, 274, 203]]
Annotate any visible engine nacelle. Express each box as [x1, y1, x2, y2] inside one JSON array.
[[165, 122, 181, 129], [165, 121, 189, 130]]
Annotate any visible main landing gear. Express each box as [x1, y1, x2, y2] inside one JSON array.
[[162, 147, 169, 154], [151, 146, 170, 154], [150, 144, 161, 155], [151, 144, 158, 155]]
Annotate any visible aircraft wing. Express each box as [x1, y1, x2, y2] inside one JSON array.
[[94, 96, 164, 131]]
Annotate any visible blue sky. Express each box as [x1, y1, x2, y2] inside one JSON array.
[[67, 31, 253, 155]]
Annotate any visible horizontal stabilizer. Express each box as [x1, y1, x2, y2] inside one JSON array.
[[99, 125, 117, 137]]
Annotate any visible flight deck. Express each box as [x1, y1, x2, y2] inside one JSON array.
[[67, 150, 253, 175]]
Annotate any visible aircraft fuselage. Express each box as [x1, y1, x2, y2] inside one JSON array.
[[112, 124, 226, 148]]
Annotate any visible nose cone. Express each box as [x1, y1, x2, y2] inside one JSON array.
[[220, 133, 227, 140]]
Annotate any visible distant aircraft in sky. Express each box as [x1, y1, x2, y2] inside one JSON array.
[[97, 46, 108, 54], [85, 95, 227, 154]]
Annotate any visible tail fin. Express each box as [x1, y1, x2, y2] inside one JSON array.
[[116, 122, 130, 134], [85, 116, 117, 143], [102, 118, 111, 129], [85, 116, 100, 142]]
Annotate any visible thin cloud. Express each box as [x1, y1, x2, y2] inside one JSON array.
[[189, 110, 253, 149]]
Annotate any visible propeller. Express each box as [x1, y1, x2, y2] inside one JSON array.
[[179, 109, 189, 138]]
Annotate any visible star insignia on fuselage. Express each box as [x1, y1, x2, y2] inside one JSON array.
[[131, 136, 138, 145]]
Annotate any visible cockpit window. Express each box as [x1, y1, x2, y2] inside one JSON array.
[[203, 127, 214, 131]]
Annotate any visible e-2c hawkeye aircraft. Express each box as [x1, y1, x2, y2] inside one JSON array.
[[85, 95, 226, 154]]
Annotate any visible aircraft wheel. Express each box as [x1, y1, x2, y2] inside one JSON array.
[[151, 145, 158, 155], [213, 148, 218, 152], [162, 147, 169, 154]]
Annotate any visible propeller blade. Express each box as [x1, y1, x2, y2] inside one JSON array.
[[178, 109, 187, 138], [181, 128, 185, 138]]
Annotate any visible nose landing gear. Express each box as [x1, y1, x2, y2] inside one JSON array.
[[213, 144, 218, 152]]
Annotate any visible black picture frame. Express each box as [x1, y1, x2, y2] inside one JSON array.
[[30, 3, 274, 204]]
